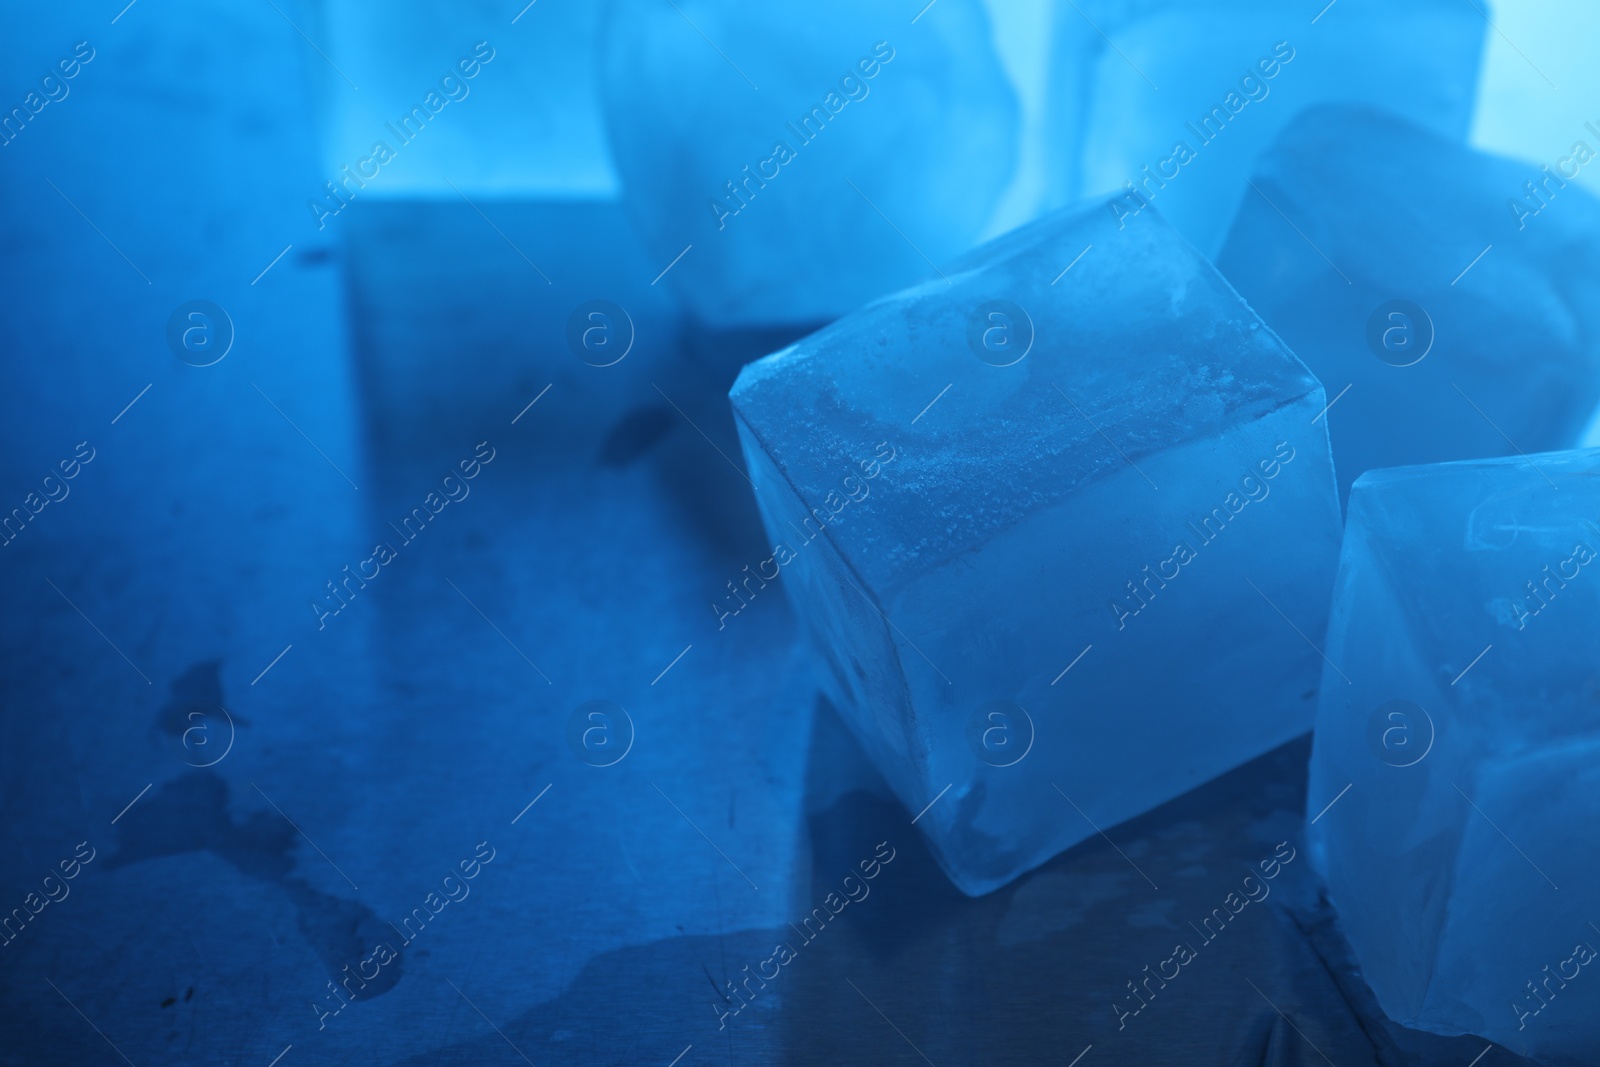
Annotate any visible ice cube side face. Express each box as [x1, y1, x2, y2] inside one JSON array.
[[732, 203, 1343, 895], [1217, 104, 1600, 503], [1306, 450, 1600, 1063]]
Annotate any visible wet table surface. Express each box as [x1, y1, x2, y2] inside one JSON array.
[[0, 200, 1529, 1067]]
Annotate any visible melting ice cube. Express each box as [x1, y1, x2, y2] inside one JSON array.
[[731, 201, 1342, 894]]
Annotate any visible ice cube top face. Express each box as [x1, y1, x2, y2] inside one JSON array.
[[731, 203, 1343, 895], [1217, 104, 1600, 503], [600, 0, 1017, 328], [1307, 450, 1600, 1063]]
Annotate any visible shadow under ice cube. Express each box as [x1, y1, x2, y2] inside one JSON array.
[[1307, 449, 1600, 1066], [730, 202, 1342, 895]]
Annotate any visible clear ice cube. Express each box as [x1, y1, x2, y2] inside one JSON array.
[[600, 0, 1018, 326], [1307, 448, 1600, 1065], [730, 202, 1343, 894], [1049, 0, 1486, 254], [1218, 104, 1600, 501]]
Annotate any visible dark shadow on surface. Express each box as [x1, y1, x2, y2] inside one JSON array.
[[384, 704, 1527, 1066], [107, 772, 405, 1000]]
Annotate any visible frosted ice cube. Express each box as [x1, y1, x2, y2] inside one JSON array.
[[1218, 104, 1600, 501], [1046, 0, 1486, 254], [600, 0, 1018, 326], [730, 201, 1342, 894], [1306, 448, 1600, 1065], [320, 1, 618, 197]]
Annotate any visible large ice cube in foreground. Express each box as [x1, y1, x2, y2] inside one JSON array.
[[730, 203, 1342, 894], [1307, 450, 1600, 1065], [601, 0, 1017, 327], [1218, 104, 1600, 501]]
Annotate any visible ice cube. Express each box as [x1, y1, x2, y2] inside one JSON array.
[[1049, 0, 1486, 254], [1217, 104, 1600, 502], [600, 0, 1018, 327], [320, 1, 619, 197], [730, 201, 1343, 895], [1306, 448, 1600, 1065]]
